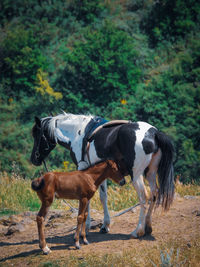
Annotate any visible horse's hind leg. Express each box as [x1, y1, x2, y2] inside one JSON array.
[[145, 149, 162, 234], [99, 179, 110, 233], [85, 201, 91, 232], [37, 198, 53, 254], [131, 174, 148, 239]]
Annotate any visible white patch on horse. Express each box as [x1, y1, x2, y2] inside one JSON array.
[[133, 122, 156, 174], [48, 113, 94, 166], [86, 141, 102, 164], [130, 122, 156, 238]]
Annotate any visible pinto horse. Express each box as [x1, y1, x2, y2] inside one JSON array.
[[32, 160, 124, 254], [30, 112, 175, 238]]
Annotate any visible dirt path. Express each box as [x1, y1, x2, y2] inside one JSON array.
[[0, 195, 200, 266]]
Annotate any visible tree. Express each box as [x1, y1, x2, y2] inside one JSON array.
[[56, 21, 141, 107]]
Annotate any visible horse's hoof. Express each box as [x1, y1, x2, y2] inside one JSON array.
[[100, 226, 109, 234], [130, 233, 138, 239], [42, 246, 51, 255], [145, 225, 152, 235], [130, 229, 145, 239]]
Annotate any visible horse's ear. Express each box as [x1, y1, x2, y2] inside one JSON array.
[[35, 116, 41, 127]]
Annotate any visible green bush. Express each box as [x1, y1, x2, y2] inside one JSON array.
[[68, 0, 106, 25], [142, 0, 200, 46], [0, 26, 47, 100], [56, 21, 141, 108]]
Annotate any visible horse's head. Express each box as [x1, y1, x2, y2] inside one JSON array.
[[106, 160, 126, 186], [30, 116, 56, 166]]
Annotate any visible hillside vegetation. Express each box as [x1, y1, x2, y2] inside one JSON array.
[[0, 0, 199, 183]]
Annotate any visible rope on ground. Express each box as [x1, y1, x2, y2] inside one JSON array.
[[111, 203, 140, 218], [62, 199, 78, 213]]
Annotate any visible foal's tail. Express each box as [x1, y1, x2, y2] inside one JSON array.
[[31, 177, 45, 191], [155, 131, 175, 211]]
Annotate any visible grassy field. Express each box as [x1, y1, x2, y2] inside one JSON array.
[[0, 172, 199, 215], [0, 172, 200, 266], [35, 241, 200, 267]]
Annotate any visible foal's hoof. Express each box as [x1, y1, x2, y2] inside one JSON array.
[[100, 225, 110, 234], [75, 244, 81, 250], [42, 246, 51, 255], [83, 239, 89, 245], [145, 225, 152, 235]]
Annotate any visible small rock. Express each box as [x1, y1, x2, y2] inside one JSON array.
[[131, 208, 136, 213], [23, 211, 37, 217], [0, 217, 11, 226], [6, 223, 26, 235], [184, 195, 196, 200], [21, 217, 34, 225], [0, 225, 7, 235], [192, 210, 200, 216]]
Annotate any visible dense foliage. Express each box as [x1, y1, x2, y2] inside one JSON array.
[[142, 0, 200, 46], [0, 0, 199, 183]]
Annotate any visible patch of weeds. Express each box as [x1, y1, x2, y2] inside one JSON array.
[[0, 209, 17, 216], [40, 261, 60, 267], [150, 248, 186, 267]]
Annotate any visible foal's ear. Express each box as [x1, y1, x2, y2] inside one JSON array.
[[35, 116, 41, 127], [108, 160, 117, 169]]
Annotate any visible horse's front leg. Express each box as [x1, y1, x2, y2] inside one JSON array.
[[85, 201, 91, 232], [131, 175, 148, 239], [99, 179, 110, 233]]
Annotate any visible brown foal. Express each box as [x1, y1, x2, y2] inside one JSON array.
[[31, 160, 124, 254]]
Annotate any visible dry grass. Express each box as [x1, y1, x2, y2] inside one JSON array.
[[1, 172, 200, 215], [1, 173, 200, 266], [176, 182, 200, 197], [33, 237, 200, 267], [0, 172, 61, 215], [91, 177, 138, 211]]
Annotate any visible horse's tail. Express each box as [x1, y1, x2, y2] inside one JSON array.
[[31, 177, 45, 192], [155, 131, 175, 211]]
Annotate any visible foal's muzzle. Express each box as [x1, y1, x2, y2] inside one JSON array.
[[119, 178, 126, 186]]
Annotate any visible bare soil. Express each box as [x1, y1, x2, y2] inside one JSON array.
[[0, 195, 200, 266]]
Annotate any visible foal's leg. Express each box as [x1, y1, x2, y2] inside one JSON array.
[[145, 149, 162, 234], [74, 198, 88, 249], [99, 179, 110, 233], [131, 174, 148, 238], [81, 202, 89, 245], [37, 198, 53, 254]]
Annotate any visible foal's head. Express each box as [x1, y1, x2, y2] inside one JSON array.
[[105, 160, 125, 185]]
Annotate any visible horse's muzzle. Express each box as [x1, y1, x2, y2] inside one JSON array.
[[30, 156, 42, 166]]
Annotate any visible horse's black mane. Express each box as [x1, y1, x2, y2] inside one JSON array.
[[41, 117, 52, 131]]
